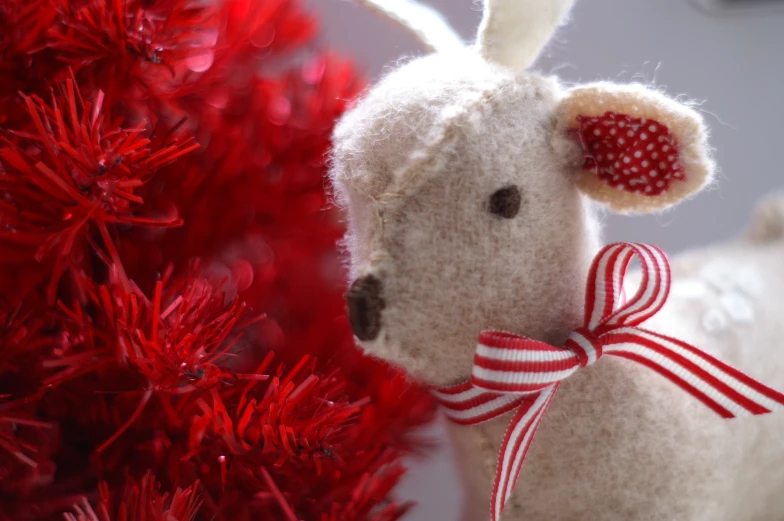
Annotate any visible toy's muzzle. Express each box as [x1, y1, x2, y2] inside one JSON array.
[[347, 274, 385, 341]]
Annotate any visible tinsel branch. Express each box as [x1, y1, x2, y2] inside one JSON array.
[[0, 0, 435, 520], [0, 78, 197, 302], [64, 476, 202, 521]]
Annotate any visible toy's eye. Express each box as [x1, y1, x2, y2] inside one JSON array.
[[488, 186, 521, 218]]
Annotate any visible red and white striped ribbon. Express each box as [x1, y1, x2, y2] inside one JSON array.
[[434, 242, 784, 521]]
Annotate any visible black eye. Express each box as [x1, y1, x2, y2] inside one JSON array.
[[488, 185, 521, 219]]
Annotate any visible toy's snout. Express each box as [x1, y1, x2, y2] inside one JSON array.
[[346, 274, 385, 341]]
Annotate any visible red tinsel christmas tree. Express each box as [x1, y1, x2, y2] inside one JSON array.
[[0, 0, 434, 519]]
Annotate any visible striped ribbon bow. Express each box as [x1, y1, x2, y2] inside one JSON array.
[[433, 242, 784, 521]]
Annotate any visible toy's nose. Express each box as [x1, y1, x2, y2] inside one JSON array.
[[347, 275, 385, 341]]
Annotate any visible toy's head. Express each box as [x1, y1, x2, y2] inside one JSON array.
[[330, 0, 714, 386]]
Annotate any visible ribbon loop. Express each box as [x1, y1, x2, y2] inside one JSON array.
[[436, 242, 784, 521], [584, 243, 670, 330]]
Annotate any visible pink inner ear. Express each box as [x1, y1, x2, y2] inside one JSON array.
[[568, 112, 684, 196]]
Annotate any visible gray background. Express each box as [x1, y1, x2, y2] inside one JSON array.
[[307, 0, 784, 519]]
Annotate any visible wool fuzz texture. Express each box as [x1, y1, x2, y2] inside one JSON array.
[[329, 1, 784, 519], [331, 49, 599, 385], [330, 50, 784, 521], [448, 218, 784, 520]]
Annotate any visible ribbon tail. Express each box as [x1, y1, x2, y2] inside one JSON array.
[[604, 328, 784, 418], [490, 384, 559, 521]]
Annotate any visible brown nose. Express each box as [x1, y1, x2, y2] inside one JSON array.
[[347, 275, 385, 341]]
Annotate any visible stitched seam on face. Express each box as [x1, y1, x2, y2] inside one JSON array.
[[368, 83, 508, 261]]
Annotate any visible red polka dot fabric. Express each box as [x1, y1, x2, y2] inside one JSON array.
[[569, 112, 684, 196]]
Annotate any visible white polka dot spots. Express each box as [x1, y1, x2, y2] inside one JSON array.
[[570, 112, 685, 197]]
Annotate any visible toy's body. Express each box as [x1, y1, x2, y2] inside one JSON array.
[[330, 1, 784, 519], [451, 198, 784, 521]]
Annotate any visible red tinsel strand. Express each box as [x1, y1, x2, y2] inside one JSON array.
[[48, 0, 215, 73], [64, 475, 202, 521], [0, 303, 61, 499], [0, 78, 197, 302], [0, 0, 60, 125], [0, 0, 436, 519]]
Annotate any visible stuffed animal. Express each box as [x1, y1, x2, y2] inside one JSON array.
[[329, 1, 784, 520]]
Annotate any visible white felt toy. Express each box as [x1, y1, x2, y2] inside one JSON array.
[[329, 1, 784, 520]]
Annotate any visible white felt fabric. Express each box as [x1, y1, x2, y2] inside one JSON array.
[[331, 49, 600, 384], [353, 0, 464, 54], [450, 221, 784, 521], [330, 2, 784, 519], [476, 0, 574, 69]]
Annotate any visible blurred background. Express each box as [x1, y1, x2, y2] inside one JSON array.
[[308, 0, 784, 519]]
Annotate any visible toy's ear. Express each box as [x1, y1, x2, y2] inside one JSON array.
[[554, 83, 715, 213], [353, 0, 463, 54], [477, 0, 575, 69]]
